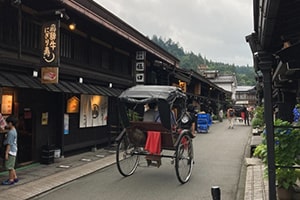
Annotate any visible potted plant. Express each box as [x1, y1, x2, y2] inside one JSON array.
[[253, 119, 300, 199]]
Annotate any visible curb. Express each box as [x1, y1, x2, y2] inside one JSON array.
[[244, 158, 268, 200]]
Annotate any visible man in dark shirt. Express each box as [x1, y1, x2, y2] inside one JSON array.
[[243, 106, 250, 126]]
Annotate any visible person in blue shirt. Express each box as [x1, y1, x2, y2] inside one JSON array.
[[2, 116, 18, 185]]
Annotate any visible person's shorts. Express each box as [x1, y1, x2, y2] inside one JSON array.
[[5, 155, 16, 170]]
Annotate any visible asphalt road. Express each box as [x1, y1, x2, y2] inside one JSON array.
[[33, 120, 252, 200]]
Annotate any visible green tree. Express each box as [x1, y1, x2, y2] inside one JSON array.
[[151, 36, 255, 86]]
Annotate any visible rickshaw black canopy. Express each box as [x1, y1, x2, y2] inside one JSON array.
[[118, 85, 187, 130]]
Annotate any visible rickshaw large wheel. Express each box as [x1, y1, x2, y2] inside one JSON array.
[[116, 134, 139, 177], [175, 132, 194, 184]]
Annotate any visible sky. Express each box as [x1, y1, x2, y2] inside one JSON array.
[[94, 0, 254, 66]]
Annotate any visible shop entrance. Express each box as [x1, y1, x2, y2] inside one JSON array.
[[0, 88, 35, 167], [17, 109, 33, 165]]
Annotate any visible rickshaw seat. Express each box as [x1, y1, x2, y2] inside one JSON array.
[[129, 121, 175, 149], [130, 121, 169, 132]]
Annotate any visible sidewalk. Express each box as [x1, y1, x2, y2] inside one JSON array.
[[0, 133, 268, 200], [244, 157, 269, 200], [0, 148, 116, 200]]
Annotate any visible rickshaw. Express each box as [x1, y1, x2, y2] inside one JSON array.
[[115, 85, 194, 184]]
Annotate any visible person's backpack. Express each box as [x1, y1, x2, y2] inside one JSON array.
[[229, 109, 234, 117]]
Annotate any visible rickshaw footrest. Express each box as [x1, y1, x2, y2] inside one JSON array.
[[146, 155, 162, 168]]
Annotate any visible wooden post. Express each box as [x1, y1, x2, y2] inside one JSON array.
[[211, 186, 220, 200]]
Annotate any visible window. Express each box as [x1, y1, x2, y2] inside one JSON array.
[[113, 52, 130, 74], [21, 19, 40, 50], [101, 49, 111, 69], [60, 31, 73, 59], [89, 43, 102, 68], [73, 37, 88, 63], [0, 7, 17, 46], [0, 10, 3, 42]]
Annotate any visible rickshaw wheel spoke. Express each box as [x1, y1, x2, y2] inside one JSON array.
[[175, 132, 194, 184], [116, 135, 139, 177]]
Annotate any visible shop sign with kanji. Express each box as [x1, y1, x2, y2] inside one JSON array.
[[41, 21, 60, 66]]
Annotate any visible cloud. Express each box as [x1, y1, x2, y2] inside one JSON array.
[[94, 0, 253, 66]]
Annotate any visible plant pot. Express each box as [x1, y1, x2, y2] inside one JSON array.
[[277, 187, 293, 200], [292, 192, 300, 200], [292, 184, 300, 200]]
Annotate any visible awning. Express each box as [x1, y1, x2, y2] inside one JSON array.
[[173, 72, 191, 83], [0, 72, 44, 90], [0, 72, 123, 97]]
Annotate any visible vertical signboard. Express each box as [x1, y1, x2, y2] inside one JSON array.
[[1, 95, 13, 115], [135, 51, 146, 84], [64, 114, 69, 135], [41, 21, 60, 83]]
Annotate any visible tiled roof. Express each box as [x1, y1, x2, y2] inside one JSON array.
[[236, 86, 255, 92], [210, 75, 235, 83]]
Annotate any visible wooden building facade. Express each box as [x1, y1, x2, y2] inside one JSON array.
[[0, 0, 180, 165], [0, 0, 230, 167]]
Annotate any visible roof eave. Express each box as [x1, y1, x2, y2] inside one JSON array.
[[59, 0, 180, 66]]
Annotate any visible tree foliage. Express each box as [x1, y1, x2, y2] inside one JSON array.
[[151, 35, 256, 86]]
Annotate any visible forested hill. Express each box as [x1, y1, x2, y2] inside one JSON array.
[[151, 35, 256, 86]]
